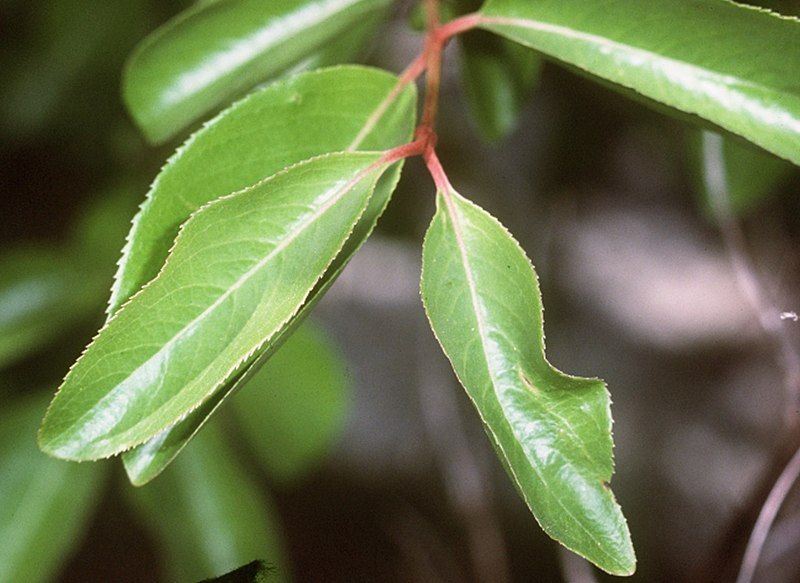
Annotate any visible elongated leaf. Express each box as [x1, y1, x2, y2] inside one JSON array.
[[40, 152, 391, 460], [123, 0, 392, 142], [121, 71, 414, 485], [126, 423, 287, 583], [459, 29, 541, 141], [420, 189, 635, 575], [111, 65, 416, 317], [232, 321, 349, 483], [478, 0, 800, 164], [122, 161, 401, 484], [0, 395, 105, 583]]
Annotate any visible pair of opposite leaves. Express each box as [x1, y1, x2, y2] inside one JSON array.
[[40, 0, 800, 576]]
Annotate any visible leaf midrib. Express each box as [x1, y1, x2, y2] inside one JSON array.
[[480, 15, 800, 133], [439, 191, 621, 565], [58, 161, 380, 449]]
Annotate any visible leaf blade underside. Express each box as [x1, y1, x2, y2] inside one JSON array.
[[479, 0, 800, 165]]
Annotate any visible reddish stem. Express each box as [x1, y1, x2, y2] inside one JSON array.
[[368, 8, 482, 189]]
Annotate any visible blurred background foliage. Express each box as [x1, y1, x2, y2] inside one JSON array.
[[1, 0, 800, 581]]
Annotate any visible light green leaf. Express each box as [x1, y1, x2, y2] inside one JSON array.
[[687, 131, 795, 215], [459, 29, 541, 141], [121, 160, 402, 484], [232, 321, 349, 483], [0, 395, 105, 583], [126, 422, 287, 583], [478, 0, 800, 164], [40, 152, 391, 461], [420, 189, 635, 575], [120, 68, 414, 485], [110, 65, 416, 317], [123, 0, 392, 142]]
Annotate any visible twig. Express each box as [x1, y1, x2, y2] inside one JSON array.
[[701, 131, 800, 426], [736, 444, 800, 583], [415, 319, 510, 583], [559, 547, 599, 583]]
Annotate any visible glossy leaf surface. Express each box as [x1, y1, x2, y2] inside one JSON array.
[[459, 29, 540, 141], [110, 66, 416, 317], [233, 321, 349, 483], [421, 190, 635, 575], [123, 0, 391, 142], [121, 160, 394, 484], [479, 0, 800, 164], [40, 152, 389, 460], [127, 423, 286, 582], [0, 395, 105, 583]]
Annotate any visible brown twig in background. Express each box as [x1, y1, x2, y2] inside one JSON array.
[[699, 131, 800, 582], [701, 132, 800, 425]]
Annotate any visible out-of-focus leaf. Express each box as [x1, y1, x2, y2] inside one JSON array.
[[0, 395, 105, 583], [420, 189, 635, 575], [123, 0, 393, 142], [201, 560, 274, 583], [0, 248, 90, 369], [0, 0, 150, 138], [110, 66, 417, 317], [126, 423, 287, 583], [478, 0, 800, 164], [687, 131, 795, 215], [459, 29, 541, 141], [40, 153, 391, 461], [232, 321, 349, 483]]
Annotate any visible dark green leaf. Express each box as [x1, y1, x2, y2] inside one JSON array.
[[110, 65, 417, 317], [0, 395, 105, 583], [126, 423, 287, 583], [479, 0, 800, 164], [421, 189, 635, 575], [123, 0, 392, 142], [201, 560, 274, 583], [232, 321, 349, 483], [459, 29, 541, 141], [40, 152, 392, 460]]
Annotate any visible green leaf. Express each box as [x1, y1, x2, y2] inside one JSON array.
[[123, 0, 392, 142], [420, 189, 635, 575], [232, 321, 349, 483], [40, 152, 392, 461], [110, 65, 417, 317], [121, 161, 405, 486], [478, 0, 800, 164], [0, 395, 105, 583], [0, 248, 93, 369], [126, 422, 287, 583], [687, 131, 795, 216], [459, 29, 541, 141], [201, 560, 274, 583]]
